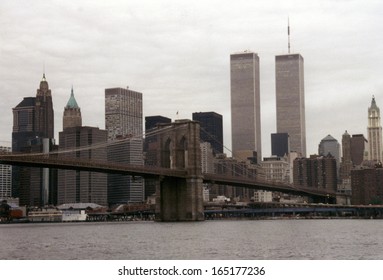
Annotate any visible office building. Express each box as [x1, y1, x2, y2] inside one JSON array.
[[271, 133, 290, 157], [367, 96, 383, 162], [351, 166, 383, 205], [261, 156, 289, 184], [145, 115, 171, 131], [12, 74, 56, 206], [293, 155, 337, 192], [0, 146, 12, 198], [105, 87, 144, 204], [350, 134, 368, 165], [58, 126, 108, 206], [318, 134, 340, 168], [192, 112, 223, 154], [105, 87, 143, 140], [230, 51, 262, 163], [275, 53, 306, 156]]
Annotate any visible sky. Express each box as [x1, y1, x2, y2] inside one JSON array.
[[1, 0, 382, 157]]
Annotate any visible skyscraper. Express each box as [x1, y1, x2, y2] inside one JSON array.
[[105, 87, 144, 204], [12, 74, 56, 206], [367, 96, 383, 162], [230, 51, 261, 163], [318, 134, 340, 168], [192, 112, 223, 154], [58, 88, 107, 205], [275, 53, 306, 157], [105, 87, 143, 140], [271, 133, 290, 157], [0, 146, 12, 199], [58, 126, 108, 206]]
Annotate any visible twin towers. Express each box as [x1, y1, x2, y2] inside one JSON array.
[[230, 51, 306, 163]]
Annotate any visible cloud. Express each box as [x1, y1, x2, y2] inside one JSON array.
[[1, 0, 382, 156]]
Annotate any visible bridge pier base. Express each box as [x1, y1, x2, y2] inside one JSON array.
[[156, 176, 204, 221]]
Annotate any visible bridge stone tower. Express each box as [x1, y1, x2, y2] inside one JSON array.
[[155, 120, 204, 221]]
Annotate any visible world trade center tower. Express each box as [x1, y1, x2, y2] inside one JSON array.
[[275, 53, 306, 157], [230, 51, 262, 164]]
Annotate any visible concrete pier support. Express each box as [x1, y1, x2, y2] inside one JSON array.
[[155, 120, 204, 221]]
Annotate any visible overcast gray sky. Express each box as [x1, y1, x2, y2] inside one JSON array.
[[1, 0, 382, 157]]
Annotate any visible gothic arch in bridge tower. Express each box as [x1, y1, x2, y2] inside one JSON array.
[[177, 136, 188, 169], [161, 138, 172, 169]]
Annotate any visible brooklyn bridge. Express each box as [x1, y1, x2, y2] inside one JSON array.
[[0, 120, 340, 222]]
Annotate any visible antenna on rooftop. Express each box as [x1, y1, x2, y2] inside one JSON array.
[[288, 17, 291, 54]]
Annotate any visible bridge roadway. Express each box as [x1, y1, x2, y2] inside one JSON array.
[[0, 154, 336, 199]]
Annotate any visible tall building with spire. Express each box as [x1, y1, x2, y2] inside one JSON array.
[[58, 88, 107, 206], [35, 73, 54, 139], [368, 96, 383, 162], [230, 51, 262, 163], [63, 86, 82, 130], [12, 74, 57, 206], [275, 54, 306, 157], [275, 21, 306, 157]]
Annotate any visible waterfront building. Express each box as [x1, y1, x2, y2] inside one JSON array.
[[230, 51, 262, 163], [271, 133, 290, 157], [192, 112, 223, 155], [367, 96, 383, 162], [253, 190, 273, 202], [351, 165, 383, 205], [275, 53, 306, 157], [0, 146, 12, 198], [105, 87, 144, 204]]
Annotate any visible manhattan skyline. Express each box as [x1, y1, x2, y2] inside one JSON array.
[[1, 0, 382, 157]]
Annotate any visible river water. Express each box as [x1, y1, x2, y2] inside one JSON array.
[[1, 219, 382, 260]]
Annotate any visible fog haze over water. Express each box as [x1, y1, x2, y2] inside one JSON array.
[[1, 220, 382, 260]]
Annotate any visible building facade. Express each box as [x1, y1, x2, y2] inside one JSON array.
[[63, 87, 82, 130], [318, 134, 340, 168], [367, 96, 383, 162], [293, 155, 337, 192], [58, 126, 108, 206], [105, 87, 144, 204], [275, 54, 306, 157], [12, 74, 56, 206], [351, 166, 383, 205], [105, 87, 143, 141], [260, 156, 289, 184], [271, 133, 290, 157], [350, 134, 368, 165], [0, 146, 12, 198], [230, 51, 262, 163], [192, 112, 223, 155]]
